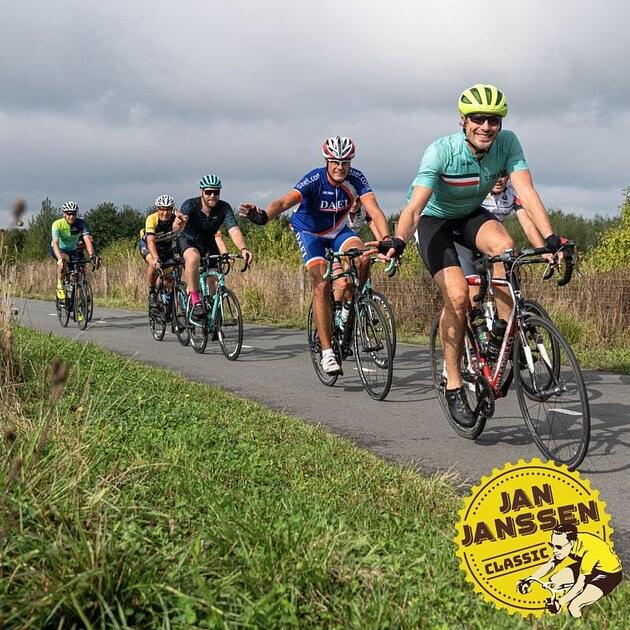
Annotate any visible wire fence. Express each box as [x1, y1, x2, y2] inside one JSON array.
[[10, 258, 630, 347]]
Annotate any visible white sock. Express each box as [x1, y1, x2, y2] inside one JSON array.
[[321, 348, 334, 359]]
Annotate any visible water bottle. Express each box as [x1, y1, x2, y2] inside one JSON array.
[[482, 298, 496, 330], [486, 319, 508, 362], [470, 307, 489, 350]]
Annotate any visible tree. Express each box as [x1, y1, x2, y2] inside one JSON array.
[[589, 188, 630, 270], [20, 198, 58, 261], [84, 202, 144, 251]]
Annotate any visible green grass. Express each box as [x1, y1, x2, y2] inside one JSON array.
[[1, 329, 628, 628]]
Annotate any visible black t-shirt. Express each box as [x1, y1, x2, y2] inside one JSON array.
[[180, 197, 237, 248]]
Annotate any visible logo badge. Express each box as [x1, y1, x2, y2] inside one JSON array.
[[455, 459, 621, 618]]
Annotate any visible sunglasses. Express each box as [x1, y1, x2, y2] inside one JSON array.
[[548, 541, 571, 551], [327, 160, 351, 167], [467, 114, 502, 126], [64, 211, 78, 216], [203, 189, 220, 196]]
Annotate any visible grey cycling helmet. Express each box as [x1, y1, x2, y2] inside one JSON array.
[[154, 194, 174, 208], [199, 174, 222, 189], [61, 201, 79, 214]]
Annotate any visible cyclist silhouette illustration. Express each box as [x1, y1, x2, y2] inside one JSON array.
[[517, 524, 622, 617]]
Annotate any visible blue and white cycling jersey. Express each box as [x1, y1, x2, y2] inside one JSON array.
[[290, 167, 373, 237]]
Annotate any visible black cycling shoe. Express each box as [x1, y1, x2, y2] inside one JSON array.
[[192, 302, 205, 319], [445, 387, 477, 428]]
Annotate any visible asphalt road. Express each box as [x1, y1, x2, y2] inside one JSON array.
[[15, 298, 630, 565]]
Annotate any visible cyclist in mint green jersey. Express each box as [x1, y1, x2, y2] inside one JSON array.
[[376, 84, 570, 428], [51, 201, 97, 300]]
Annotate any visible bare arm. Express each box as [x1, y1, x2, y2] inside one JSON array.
[[360, 193, 390, 241], [52, 238, 64, 262], [510, 170, 553, 239], [146, 234, 160, 261], [215, 232, 228, 255], [239, 190, 302, 222], [395, 185, 434, 242], [515, 208, 545, 248], [227, 226, 251, 258], [82, 234, 96, 256]]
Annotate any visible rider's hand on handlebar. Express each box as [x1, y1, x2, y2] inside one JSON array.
[[240, 248, 253, 265], [152, 258, 161, 270], [366, 237, 406, 261], [239, 203, 268, 225], [545, 233, 570, 254]]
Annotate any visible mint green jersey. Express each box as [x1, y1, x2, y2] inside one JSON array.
[[51, 217, 90, 250], [408, 130, 528, 219]]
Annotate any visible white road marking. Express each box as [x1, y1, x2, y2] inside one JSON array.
[[551, 409, 583, 417]]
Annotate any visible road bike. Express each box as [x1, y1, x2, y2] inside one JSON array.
[[308, 248, 396, 400], [147, 257, 186, 342], [429, 243, 590, 469], [185, 253, 249, 360], [56, 256, 99, 330]]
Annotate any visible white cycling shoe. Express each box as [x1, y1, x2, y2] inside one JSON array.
[[320, 353, 343, 376]]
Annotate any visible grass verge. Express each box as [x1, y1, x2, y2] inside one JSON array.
[[1, 328, 628, 628]]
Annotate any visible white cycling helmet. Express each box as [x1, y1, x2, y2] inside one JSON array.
[[322, 136, 356, 161], [61, 201, 79, 214], [154, 194, 175, 208]]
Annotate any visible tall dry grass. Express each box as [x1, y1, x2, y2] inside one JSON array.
[[8, 253, 630, 347]]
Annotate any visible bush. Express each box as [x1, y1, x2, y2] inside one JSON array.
[[588, 189, 630, 270]]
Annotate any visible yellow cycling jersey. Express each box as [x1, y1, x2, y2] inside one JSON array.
[[139, 211, 175, 240], [567, 533, 622, 575]]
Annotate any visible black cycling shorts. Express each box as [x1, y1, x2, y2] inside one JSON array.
[[566, 562, 623, 596], [177, 235, 219, 268], [415, 207, 498, 277]]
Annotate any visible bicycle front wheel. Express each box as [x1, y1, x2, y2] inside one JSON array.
[[149, 305, 166, 341], [218, 288, 243, 360], [190, 308, 208, 354], [307, 302, 339, 386], [371, 290, 396, 359], [514, 316, 590, 469], [173, 286, 190, 346], [56, 296, 70, 327], [353, 297, 393, 400], [74, 282, 89, 330], [428, 312, 488, 439]]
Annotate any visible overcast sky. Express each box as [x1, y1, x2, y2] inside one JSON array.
[[1, 0, 629, 227]]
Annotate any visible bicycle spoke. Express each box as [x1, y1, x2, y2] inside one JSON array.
[[515, 316, 590, 469], [353, 297, 392, 400]]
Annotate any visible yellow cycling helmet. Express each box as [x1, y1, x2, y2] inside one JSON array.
[[458, 84, 508, 117]]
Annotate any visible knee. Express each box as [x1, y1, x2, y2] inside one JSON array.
[[445, 290, 469, 316], [487, 235, 514, 256]]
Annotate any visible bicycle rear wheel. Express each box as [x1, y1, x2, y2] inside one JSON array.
[[514, 315, 590, 469], [74, 282, 89, 330], [428, 312, 488, 439], [371, 290, 396, 359], [353, 297, 393, 400], [307, 302, 339, 386], [86, 279, 94, 322], [218, 288, 243, 360], [173, 286, 190, 346]]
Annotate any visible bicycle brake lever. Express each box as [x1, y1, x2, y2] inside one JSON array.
[[385, 258, 398, 277]]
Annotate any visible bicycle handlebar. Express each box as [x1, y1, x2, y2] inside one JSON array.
[[323, 248, 399, 280], [200, 252, 250, 273], [472, 242, 577, 303]]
